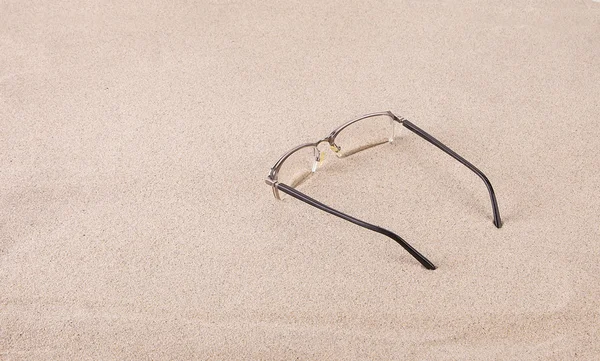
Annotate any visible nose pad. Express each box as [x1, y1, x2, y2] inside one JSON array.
[[312, 147, 321, 172], [330, 144, 342, 157]]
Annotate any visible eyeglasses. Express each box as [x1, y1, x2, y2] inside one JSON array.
[[266, 111, 501, 270]]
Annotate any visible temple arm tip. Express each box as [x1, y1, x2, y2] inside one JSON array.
[[424, 262, 437, 270], [494, 218, 502, 229]]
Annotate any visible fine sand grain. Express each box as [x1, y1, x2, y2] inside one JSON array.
[[1, 0, 599, 359]]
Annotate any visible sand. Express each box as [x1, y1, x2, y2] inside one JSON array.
[[1, 0, 599, 359]]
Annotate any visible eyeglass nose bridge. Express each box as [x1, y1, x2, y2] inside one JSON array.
[[316, 137, 332, 146], [316, 137, 341, 155]]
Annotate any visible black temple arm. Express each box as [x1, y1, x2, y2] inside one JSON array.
[[276, 183, 436, 270], [402, 119, 502, 228]]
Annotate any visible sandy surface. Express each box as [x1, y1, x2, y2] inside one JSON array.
[[2, 0, 600, 359]]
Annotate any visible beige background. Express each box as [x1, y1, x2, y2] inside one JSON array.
[[2, 0, 599, 359]]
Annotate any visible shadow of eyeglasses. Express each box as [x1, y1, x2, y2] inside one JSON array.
[[336, 139, 390, 158]]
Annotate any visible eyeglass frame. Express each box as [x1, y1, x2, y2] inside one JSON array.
[[266, 111, 502, 270]]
